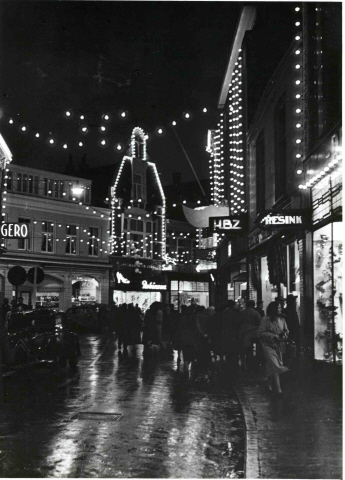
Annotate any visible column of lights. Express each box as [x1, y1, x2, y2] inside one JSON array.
[[228, 49, 245, 214], [293, 5, 304, 177]]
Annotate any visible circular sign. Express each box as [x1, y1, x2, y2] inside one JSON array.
[[7, 266, 27, 286], [27, 267, 45, 285]]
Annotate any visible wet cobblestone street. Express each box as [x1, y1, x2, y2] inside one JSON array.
[[0, 335, 245, 478]]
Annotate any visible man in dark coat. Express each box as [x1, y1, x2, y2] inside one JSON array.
[[283, 294, 300, 356]]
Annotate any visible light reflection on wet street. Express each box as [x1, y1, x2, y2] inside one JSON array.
[[0, 335, 245, 478]]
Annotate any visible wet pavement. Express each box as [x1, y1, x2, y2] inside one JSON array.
[[0, 335, 245, 478], [234, 357, 342, 479]]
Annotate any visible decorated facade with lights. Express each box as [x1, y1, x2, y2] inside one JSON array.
[[110, 127, 169, 308], [243, 4, 342, 365], [0, 164, 111, 310]]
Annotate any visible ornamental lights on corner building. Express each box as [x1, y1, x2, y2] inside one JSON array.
[[110, 127, 166, 260]]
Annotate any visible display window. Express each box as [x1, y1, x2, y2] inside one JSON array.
[[313, 222, 342, 364], [36, 292, 60, 309], [170, 280, 209, 311], [72, 276, 100, 305], [260, 256, 278, 312], [112, 290, 162, 312]]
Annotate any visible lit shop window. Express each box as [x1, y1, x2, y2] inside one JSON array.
[[41, 221, 54, 253], [66, 225, 77, 254], [88, 227, 99, 256]]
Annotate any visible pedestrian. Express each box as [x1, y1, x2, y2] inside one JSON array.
[[176, 305, 199, 373], [126, 303, 142, 348], [162, 305, 174, 354], [117, 303, 128, 352], [172, 304, 186, 363], [238, 300, 262, 369], [143, 302, 163, 356], [195, 305, 213, 367], [17, 296, 29, 311], [219, 300, 241, 366], [255, 300, 265, 318], [259, 301, 289, 395], [283, 294, 300, 357]]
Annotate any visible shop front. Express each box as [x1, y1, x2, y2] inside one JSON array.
[[112, 261, 167, 312], [71, 275, 100, 305], [309, 158, 342, 365], [249, 210, 307, 316], [167, 272, 211, 311]]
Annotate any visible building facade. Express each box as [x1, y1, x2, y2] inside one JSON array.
[[0, 164, 111, 310], [110, 127, 167, 311], [214, 3, 342, 364]]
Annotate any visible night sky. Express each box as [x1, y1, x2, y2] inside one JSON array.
[[0, 1, 242, 185]]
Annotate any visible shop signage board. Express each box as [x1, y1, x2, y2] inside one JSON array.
[[255, 210, 311, 230], [0, 223, 29, 239], [115, 271, 167, 290], [194, 248, 217, 261], [209, 215, 246, 234]]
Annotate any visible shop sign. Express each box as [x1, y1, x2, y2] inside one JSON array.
[[194, 248, 217, 261], [256, 210, 311, 230], [209, 215, 245, 234], [142, 280, 167, 290], [116, 272, 130, 284], [0, 222, 29, 239]]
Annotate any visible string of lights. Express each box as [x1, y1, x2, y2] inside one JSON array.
[[1, 105, 211, 154]]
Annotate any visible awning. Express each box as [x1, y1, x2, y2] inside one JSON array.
[[182, 204, 229, 228]]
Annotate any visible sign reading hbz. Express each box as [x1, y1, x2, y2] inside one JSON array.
[[209, 215, 245, 234]]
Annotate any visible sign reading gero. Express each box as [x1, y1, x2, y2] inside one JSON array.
[[0, 223, 29, 239]]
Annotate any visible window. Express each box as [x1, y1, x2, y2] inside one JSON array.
[[66, 225, 77, 254], [5, 170, 12, 191], [129, 233, 144, 256], [133, 174, 142, 199], [44, 178, 55, 197], [256, 130, 266, 212], [88, 227, 99, 256], [146, 221, 152, 233], [18, 218, 31, 250], [274, 94, 287, 201], [17, 173, 22, 192], [41, 221, 54, 252]]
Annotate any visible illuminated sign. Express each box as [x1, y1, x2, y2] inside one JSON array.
[[142, 280, 167, 290], [0, 223, 29, 239], [256, 210, 311, 230], [209, 215, 245, 234], [116, 272, 130, 284]]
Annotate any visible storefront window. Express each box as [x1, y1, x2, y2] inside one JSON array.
[[261, 256, 278, 313], [313, 222, 342, 364], [72, 276, 100, 305], [170, 280, 209, 311], [286, 240, 301, 317], [113, 290, 161, 313]]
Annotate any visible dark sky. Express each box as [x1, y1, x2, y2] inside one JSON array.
[[0, 1, 242, 185]]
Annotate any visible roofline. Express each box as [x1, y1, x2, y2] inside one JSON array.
[[218, 6, 256, 109]]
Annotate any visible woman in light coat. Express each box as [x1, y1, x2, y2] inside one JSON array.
[[259, 301, 289, 394]]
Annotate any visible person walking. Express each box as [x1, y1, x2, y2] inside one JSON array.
[[176, 305, 199, 373], [172, 304, 186, 363], [219, 300, 241, 366], [255, 300, 265, 318], [238, 300, 262, 369], [283, 294, 300, 358], [259, 301, 289, 395]]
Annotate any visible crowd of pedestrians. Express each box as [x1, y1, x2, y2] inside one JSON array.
[[111, 295, 300, 393]]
